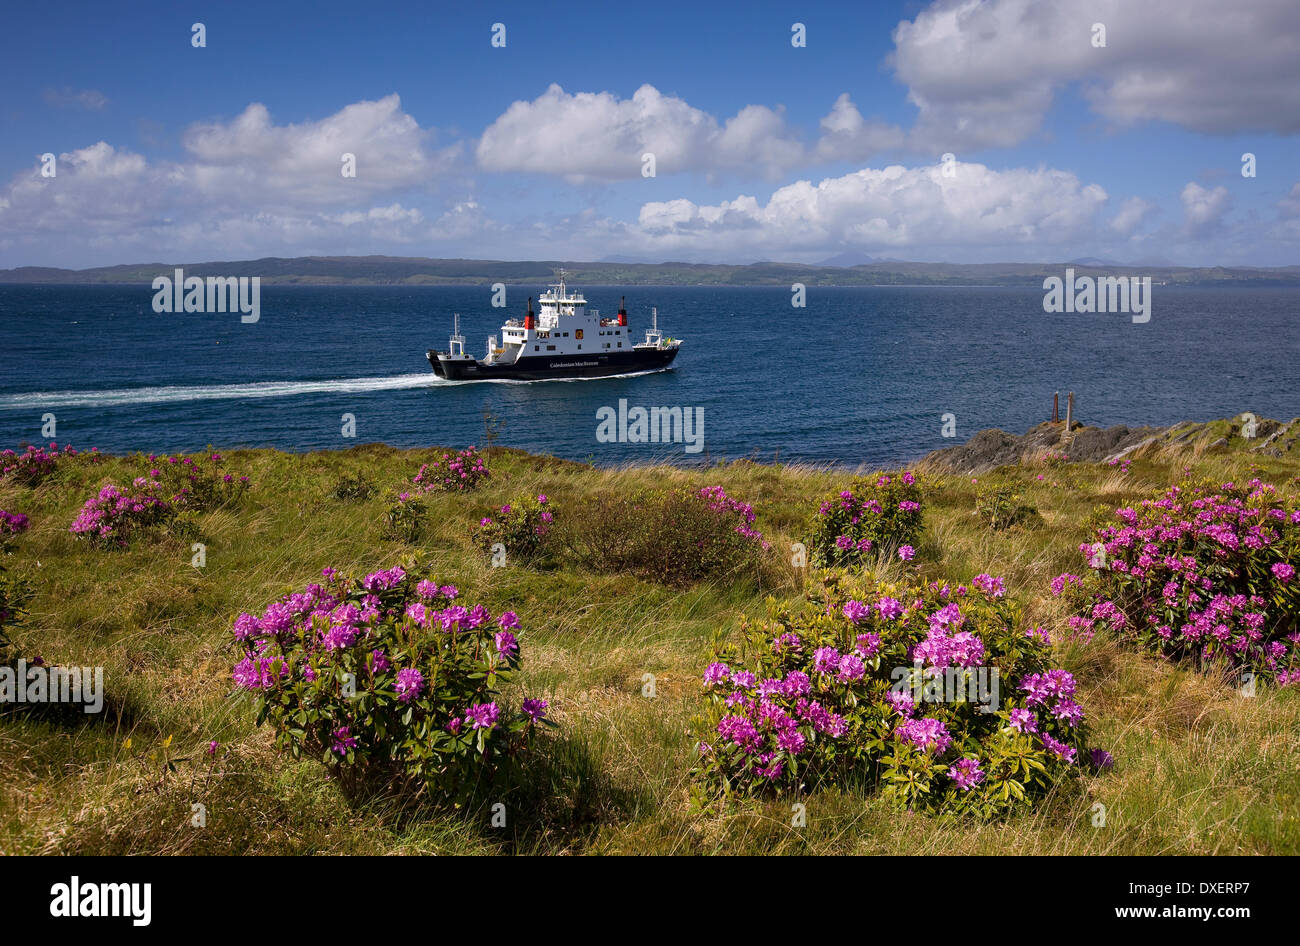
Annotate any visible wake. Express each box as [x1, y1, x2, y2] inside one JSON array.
[[0, 366, 676, 410], [0, 373, 438, 409]]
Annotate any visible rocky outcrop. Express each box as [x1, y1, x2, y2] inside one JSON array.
[[919, 414, 1300, 474]]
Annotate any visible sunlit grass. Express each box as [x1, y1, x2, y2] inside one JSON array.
[[0, 437, 1296, 854]]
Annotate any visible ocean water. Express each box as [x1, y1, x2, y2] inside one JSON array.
[[0, 284, 1297, 466]]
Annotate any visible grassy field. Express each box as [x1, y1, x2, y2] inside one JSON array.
[[1, 431, 1297, 855]]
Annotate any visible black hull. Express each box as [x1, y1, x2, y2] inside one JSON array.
[[427, 346, 679, 381]]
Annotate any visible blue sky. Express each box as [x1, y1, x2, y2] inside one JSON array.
[[3, 0, 1299, 268]]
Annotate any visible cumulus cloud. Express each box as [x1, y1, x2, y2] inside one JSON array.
[[181, 95, 457, 207], [1180, 182, 1232, 236], [814, 94, 907, 163], [0, 96, 459, 260], [476, 84, 902, 179], [892, 0, 1300, 150], [631, 160, 1108, 256], [1109, 196, 1155, 236]]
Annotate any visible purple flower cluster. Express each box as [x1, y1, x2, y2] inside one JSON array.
[[697, 485, 770, 548], [1, 442, 89, 486], [69, 480, 172, 546], [695, 569, 1104, 809], [895, 716, 952, 754], [949, 757, 985, 791], [0, 510, 29, 535], [813, 471, 923, 567], [1016, 670, 1085, 757], [910, 603, 986, 668], [231, 564, 549, 788], [704, 660, 846, 781], [1062, 479, 1300, 680], [412, 446, 489, 492]]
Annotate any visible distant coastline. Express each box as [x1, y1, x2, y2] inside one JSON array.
[[3, 256, 1299, 288]]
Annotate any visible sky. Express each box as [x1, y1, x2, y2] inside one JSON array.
[[2, 0, 1299, 269]]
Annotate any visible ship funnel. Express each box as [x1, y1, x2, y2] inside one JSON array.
[[617, 295, 627, 327], [525, 296, 535, 331]]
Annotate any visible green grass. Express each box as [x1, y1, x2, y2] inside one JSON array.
[[1, 435, 1297, 855]]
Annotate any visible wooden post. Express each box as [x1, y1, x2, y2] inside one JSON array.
[[1053, 392, 1059, 424]]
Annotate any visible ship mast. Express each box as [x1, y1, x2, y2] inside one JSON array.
[[449, 312, 465, 356]]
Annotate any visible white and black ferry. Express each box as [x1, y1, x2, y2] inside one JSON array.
[[426, 274, 682, 381]]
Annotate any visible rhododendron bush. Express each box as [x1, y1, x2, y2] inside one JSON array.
[[0, 443, 94, 487], [231, 560, 549, 799], [411, 446, 489, 493], [1055, 478, 1300, 684], [382, 491, 427, 542], [70, 454, 252, 547], [473, 494, 555, 563], [143, 452, 250, 511], [0, 510, 29, 539], [69, 479, 174, 547], [810, 471, 924, 568], [692, 571, 1103, 815]]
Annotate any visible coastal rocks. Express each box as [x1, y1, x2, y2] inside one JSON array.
[[920, 414, 1297, 474], [1251, 418, 1300, 457]]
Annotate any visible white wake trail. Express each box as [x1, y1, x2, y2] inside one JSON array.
[[0, 373, 439, 409]]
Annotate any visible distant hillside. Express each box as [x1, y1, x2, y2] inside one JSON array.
[[3, 255, 1300, 287]]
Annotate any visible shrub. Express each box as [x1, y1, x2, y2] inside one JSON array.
[[412, 446, 489, 493], [473, 494, 555, 564], [0, 443, 94, 487], [0, 509, 31, 657], [145, 452, 250, 511], [0, 511, 29, 540], [1054, 477, 1300, 684], [0, 565, 32, 658], [697, 485, 769, 547], [560, 485, 767, 587], [810, 471, 923, 567], [230, 560, 550, 800], [381, 491, 428, 542], [69, 479, 174, 547], [691, 570, 1103, 815], [331, 472, 375, 502], [975, 484, 1039, 531]]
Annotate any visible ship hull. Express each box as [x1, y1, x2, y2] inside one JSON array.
[[427, 346, 679, 381]]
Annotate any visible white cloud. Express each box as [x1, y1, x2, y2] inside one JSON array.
[[892, 0, 1300, 150], [631, 160, 1108, 257], [182, 95, 457, 207], [476, 84, 902, 179], [0, 97, 458, 260], [814, 94, 907, 163], [1180, 182, 1231, 235], [1110, 196, 1155, 236]]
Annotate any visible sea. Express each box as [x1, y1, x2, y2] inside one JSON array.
[[0, 284, 1296, 467]]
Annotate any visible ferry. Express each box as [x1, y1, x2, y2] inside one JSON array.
[[426, 273, 682, 381]]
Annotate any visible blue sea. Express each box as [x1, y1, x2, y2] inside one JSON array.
[[0, 284, 1297, 466]]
